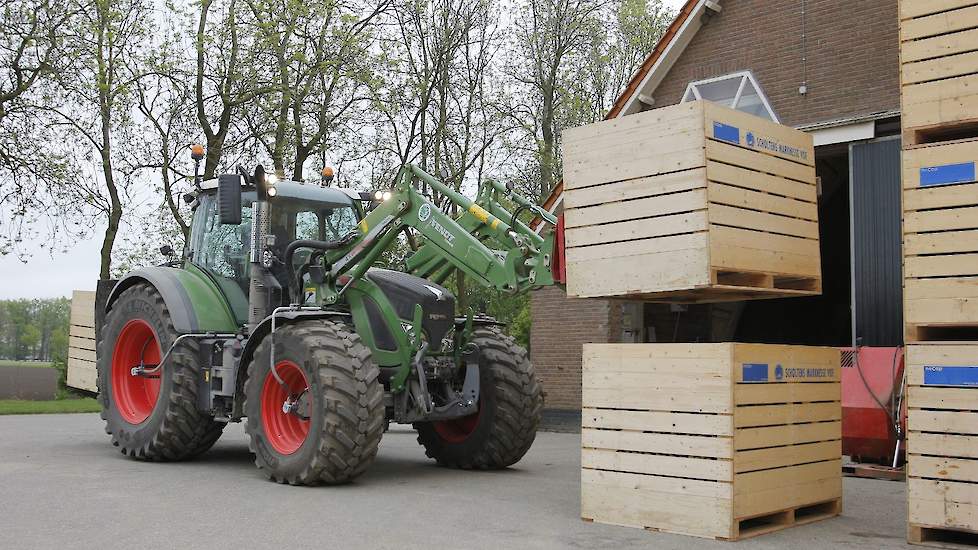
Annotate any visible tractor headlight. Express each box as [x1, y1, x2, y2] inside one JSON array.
[[374, 190, 383, 201], [382, 191, 392, 201], [266, 186, 277, 197]]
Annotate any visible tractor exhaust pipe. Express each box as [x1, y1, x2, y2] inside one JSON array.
[[248, 165, 274, 331]]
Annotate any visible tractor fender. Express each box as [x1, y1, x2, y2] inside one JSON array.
[[106, 267, 239, 334], [231, 310, 352, 419]]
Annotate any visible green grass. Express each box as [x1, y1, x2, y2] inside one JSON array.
[[0, 359, 54, 368], [0, 398, 100, 415]]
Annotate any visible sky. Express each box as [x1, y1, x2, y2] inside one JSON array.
[[0, 0, 690, 300]]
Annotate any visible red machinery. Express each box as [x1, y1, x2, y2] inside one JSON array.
[[841, 347, 906, 469]]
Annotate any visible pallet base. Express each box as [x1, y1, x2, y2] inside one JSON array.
[[635, 269, 821, 304], [584, 498, 842, 542], [910, 524, 978, 549]]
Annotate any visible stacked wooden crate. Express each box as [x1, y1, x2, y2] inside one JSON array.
[[906, 345, 978, 547], [901, 1, 978, 546], [67, 290, 98, 393], [581, 343, 842, 540], [562, 100, 821, 303]]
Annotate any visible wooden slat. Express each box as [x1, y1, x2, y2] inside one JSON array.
[[565, 211, 708, 248], [709, 203, 819, 240], [66, 356, 97, 393], [733, 470, 842, 520], [901, 0, 978, 20], [906, 253, 978, 278], [905, 184, 978, 212], [909, 455, 978, 482], [581, 448, 732, 482], [735, 383, 840, 406], [709, 226, 821, 277], [68, 347, 96, 362], [909, 409, 978, 434], [581, 471, 732, 539], [564, 169, 706, 209], [566, 246, 711, 299], [908, 386, 978, 410], [566, 232, 707, 263], [705, 140, 816, 184], [582, 408, 733, 436], [734, 402, 841, 428], [905, 206, 978, 233], [734, 440, 841, 473], [903, 73, 978, 129], [908, 478, 978, 530], [565, 188, 706, 229], [69, 325, 96, 339], [69, 335, 96, 352], [902, 25, 978, 64], [709, 182, 817, 220], [706, 161, 817, 202], [903, 48, 978, 84], [910, 432, 978, 458], [70, 291, 96, 328], [582, 428, 732, 459], [734, 421, 841, 451], [901, 4, 978, 41]]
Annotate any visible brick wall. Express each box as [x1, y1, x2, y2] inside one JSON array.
[[652, 0, 900, 127], [530, 287, 618, 410]]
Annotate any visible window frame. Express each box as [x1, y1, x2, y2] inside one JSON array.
[[681, 70, 779, 123]]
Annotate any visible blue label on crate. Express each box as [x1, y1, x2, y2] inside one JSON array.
[[742, 363, 769, 382], [713, 122, 740, 145], [923, 366, 978, 387], [919, 162, 976, 187]]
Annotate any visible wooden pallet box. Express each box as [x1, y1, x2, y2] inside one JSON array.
[[903, 140, 978, 342], [900, 0, 978, 146], [906, 344, 978, 547], [66, 290, 98, 393], [581, 343, 842, 541], [562, 100, 821, 303]]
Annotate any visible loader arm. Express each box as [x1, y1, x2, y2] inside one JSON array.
[[314, 164, 558, 306]]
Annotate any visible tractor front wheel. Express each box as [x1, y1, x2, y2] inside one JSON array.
[[244, 321, 385, 485], [414, 326, 542, 469], [97, 283, 225, 460]]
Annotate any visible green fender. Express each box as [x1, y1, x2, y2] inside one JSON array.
[[106, 266, 240, 333]]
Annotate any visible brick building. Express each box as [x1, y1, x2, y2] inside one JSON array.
[[532, 0, 902, 423]]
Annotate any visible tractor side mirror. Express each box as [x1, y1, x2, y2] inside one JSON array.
[[218, 174, 243, 225]]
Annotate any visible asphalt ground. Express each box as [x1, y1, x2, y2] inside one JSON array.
[[0, 413, 913, 550]]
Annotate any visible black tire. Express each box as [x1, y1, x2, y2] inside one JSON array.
[[97, 283, 224, 460], [414, 326, 542, 469], [244, 320, 385, 485]]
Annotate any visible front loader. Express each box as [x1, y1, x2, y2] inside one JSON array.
[[96, 152, 558, 485]]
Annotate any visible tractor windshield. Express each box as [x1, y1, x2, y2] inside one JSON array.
[[190, 191, 358, 321]]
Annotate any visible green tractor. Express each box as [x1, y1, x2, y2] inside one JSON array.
[[96, 148, 558, 485]]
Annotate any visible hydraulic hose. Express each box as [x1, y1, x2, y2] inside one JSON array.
[[285, 235, 356, 303]]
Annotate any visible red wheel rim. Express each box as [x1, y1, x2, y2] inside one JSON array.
[[111, 319, 162, 424], [261, 361, 311, 455], [433, 405, 481, 444]]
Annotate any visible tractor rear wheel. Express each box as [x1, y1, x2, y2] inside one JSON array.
[[414, 326, 542, 469], [244, 320, 385, 485], [97, 283, 225, 460]]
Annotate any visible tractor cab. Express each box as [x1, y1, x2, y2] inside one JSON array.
[[187, 177, 360, 323]]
